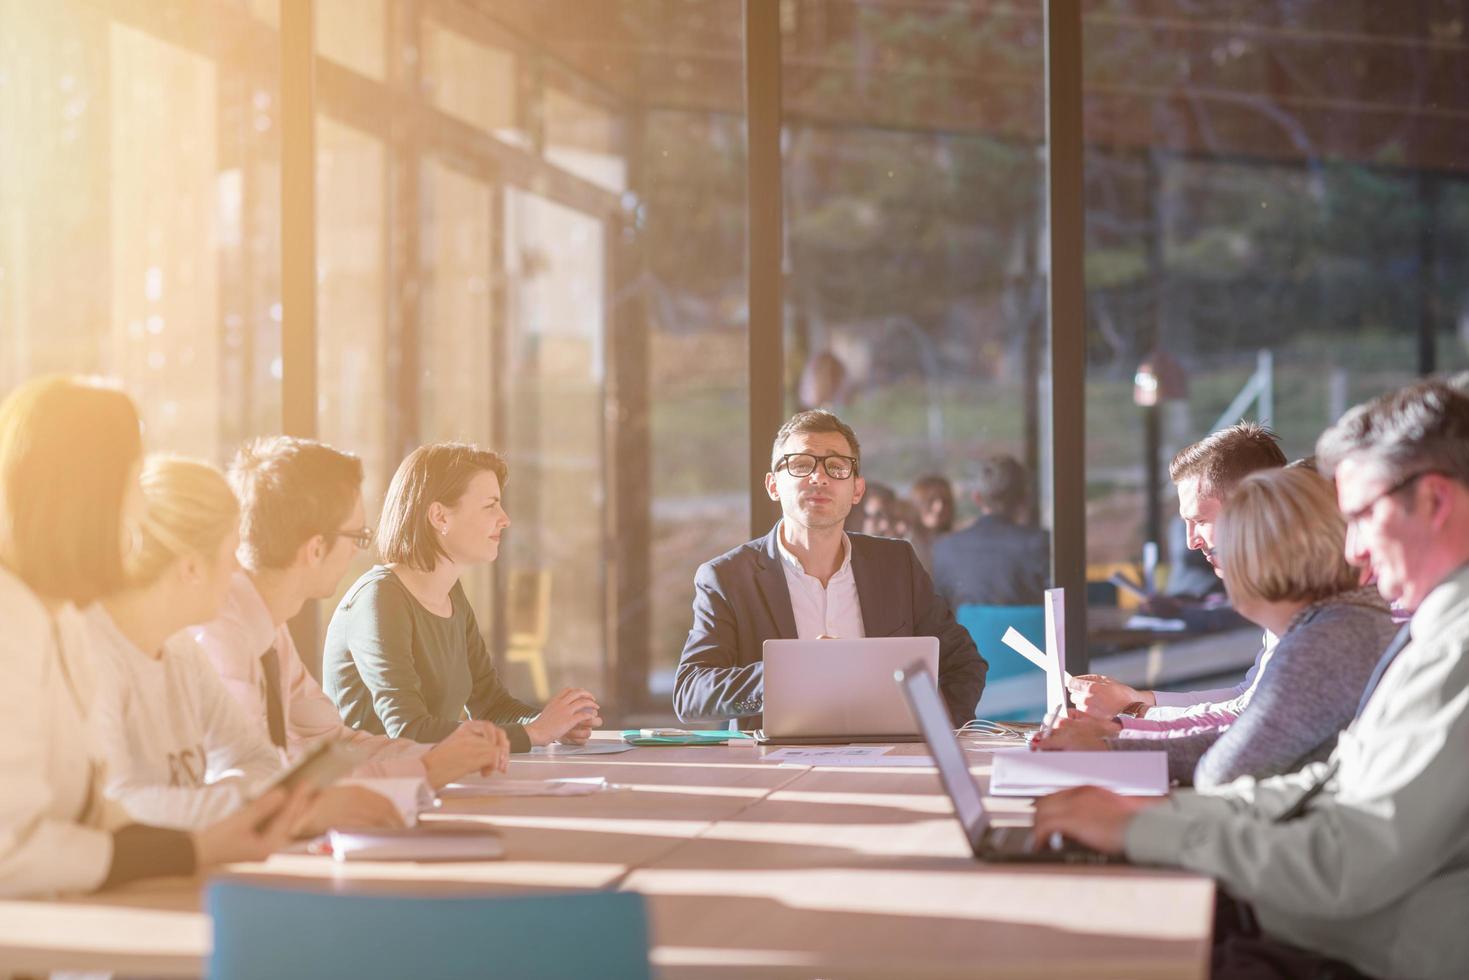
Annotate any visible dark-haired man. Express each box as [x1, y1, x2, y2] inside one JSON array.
[[1034, 379, 1469, 979], [191, 436, 509, 791], [1068, 421, 1286, 720], [673, 410, 986, 728]]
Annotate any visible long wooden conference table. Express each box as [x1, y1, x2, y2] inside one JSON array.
[[0, 734, 1214, 978]]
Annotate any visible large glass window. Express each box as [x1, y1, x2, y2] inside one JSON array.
[[1, 0, 280, 464]]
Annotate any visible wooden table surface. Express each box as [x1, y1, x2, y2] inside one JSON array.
[[0, 735, 1213, 979]]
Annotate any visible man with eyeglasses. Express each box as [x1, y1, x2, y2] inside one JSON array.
[[1032, 380, 1469, 979], [190, 436, 510, 791], [674, 409, 986, 728]]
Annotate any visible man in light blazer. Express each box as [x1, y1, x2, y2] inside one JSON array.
[[673, 409, 987, 729]]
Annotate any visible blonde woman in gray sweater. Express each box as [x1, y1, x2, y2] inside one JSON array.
[[1036, 467, 1396, 787]]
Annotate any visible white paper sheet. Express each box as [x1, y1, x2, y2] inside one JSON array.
[[760, 747, 934, 767], [989, 749, 1169, 797], [523, 742, 637, 756], [1001, 627, 1076, 684], [438, 776, 610, 799]]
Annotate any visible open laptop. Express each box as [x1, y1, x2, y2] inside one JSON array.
[[896, 663, 1118, 864], [756, 636, 939, 744]]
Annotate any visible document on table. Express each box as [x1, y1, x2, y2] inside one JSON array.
[[989, 749, 1169, 796], [438, 776, 611, 799], [328, 825, 506, 862], [522, 742, 637, 756], [1123, 614, 1188, 632], [760, 746, 935, 767]]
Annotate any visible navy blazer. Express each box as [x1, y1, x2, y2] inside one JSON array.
[[673, 526, 988, 728]]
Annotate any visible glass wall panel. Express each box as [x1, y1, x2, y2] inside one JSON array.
[[781, 1, 1049, 716], [315, 115, 388, 606], [421, 16, 523, 146], [1080, 2, 1469, 687], [501, 186, 606, 690], [1, 0, 280, 463], [420, 156, 497, 635], [315, 0, 385, 81]]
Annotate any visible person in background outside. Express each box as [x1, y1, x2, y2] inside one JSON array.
[[930, 454, 1048, 607], [910, 474, 956, 537], [0, 376, 310, 899], [193, 436, 510, 789], [323, 443, 602, 752]]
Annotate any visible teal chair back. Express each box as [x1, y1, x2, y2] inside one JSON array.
[[956, 604, 1046, 683], [956, 604, 1048, 720], [208, 881, 652, 980]]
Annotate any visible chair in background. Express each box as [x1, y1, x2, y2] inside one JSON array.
[[208, 881, 651, 980], [956, 604, 1047, 721], [506, 568, 553, 701]]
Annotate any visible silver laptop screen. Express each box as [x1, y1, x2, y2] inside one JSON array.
[[898, 665, 987, 836]]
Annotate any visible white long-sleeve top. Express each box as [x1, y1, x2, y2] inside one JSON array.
[[190, 572, 428, 780], [86, 605, 283, 830], [0, 566, 125, 897]]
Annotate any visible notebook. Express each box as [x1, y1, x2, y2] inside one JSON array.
[[989, 749, 1169, 797], [328, 823, 506, 862]]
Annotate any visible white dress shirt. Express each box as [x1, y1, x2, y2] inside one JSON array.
[[191, 572, 428, 780], [775, 521, 866, 641]]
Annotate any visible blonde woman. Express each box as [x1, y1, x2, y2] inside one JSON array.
[[0, 377, 309, 898], [1037, 467, 1396, 788], [88, 455, 401, 832]]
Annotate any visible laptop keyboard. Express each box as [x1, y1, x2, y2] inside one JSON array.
[[984, 825, 1110, 863]]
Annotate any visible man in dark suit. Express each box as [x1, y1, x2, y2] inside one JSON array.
[[673, 410, 987, 728], [931, 455, 1049, 608]]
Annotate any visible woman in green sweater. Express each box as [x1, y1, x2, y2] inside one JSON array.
[[323, 444, 600, 753]]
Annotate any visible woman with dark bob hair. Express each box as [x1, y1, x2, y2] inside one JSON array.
[[323, 443, 601, 753], [0, 375, 312, 898]]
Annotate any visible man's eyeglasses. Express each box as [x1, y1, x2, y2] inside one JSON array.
[[328, 527, 374, 550], [1342, 470, 1442, 526], [775, 453, 859, 480]]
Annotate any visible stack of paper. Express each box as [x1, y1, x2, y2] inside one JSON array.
[[989, 750, 1169, 796]]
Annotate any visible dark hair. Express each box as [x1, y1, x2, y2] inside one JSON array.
[[770, 409, 861, 473], [1168, 421, 1286, 498], [229, 437, 364, 571], [973, 455, 1028, 515], [1316, 380, 1469, 488], [378, 443, 509, 571], [910, 474, 956, 533], [0, 375, 142, 604]]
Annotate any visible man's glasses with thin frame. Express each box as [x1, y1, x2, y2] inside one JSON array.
[[328, 527, 374, 550], [775, 453, 859, 480], [1342, 470, 1443, 527]]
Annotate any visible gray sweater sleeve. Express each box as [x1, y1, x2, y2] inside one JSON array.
[[1110, 725, 1222, 783], [1192, 601, 1395, 789]]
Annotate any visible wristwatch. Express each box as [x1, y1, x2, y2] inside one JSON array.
[[1117, 701, 1149, 719]]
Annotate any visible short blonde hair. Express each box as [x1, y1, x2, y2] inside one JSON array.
[[1216, 467, 1357, 605], [127, 456, 241, 588]]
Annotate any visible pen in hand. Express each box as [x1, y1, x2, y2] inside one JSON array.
[[1030, 704, 1063, 750]]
